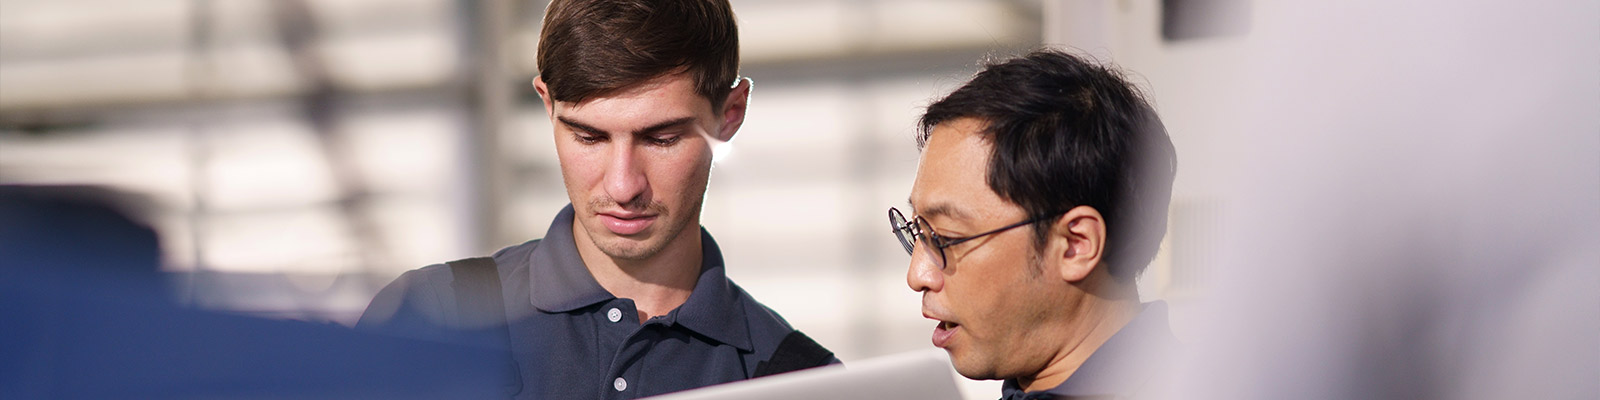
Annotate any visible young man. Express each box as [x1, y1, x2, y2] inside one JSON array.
[[358, 1, 836, 398], [891, 49, 1178, 399]]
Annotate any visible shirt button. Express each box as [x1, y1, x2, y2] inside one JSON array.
[[607, 308, 623, 322], [613, 377, 627, 392]]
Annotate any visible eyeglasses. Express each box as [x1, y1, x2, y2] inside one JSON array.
[[888, 207, 1062, 270]]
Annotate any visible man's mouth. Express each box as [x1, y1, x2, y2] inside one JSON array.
[[931, 319, 960, 348], [598, 212, 657, 236]]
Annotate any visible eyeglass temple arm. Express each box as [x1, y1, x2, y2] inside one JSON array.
[[941, 214, 1060, 248]]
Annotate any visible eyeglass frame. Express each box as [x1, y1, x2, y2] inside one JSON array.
[[888, 207, 1066, 269]]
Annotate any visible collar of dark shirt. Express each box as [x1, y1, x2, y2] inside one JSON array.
[[998, 301, 1178, 400], [524, 204, 753, 351]]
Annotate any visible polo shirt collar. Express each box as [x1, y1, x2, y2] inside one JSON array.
[[665, 231, 751, 350], [1000, 301, 1178, 399], [527, 205, 613, 312], [525, 204, 752, 351]]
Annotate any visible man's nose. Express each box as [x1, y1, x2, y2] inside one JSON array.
[[603, 143, 649, 206], [905, 246, 943, 293]]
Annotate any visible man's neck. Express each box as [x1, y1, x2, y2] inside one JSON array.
[[1019, 276, 1141, 393], [572, 222, 702, 322]]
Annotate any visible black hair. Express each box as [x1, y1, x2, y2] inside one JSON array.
[[918, 49, 1177, 281]]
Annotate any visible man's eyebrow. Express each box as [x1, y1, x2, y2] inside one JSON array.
[[908, 198, 970, 220], [557, 116, 608, 135], [636, 117, 696, 136], [556, 116, 697, 137]]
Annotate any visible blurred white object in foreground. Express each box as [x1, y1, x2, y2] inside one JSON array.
[[642, 349, 963, 400], [1163, 1, 1600, 399]]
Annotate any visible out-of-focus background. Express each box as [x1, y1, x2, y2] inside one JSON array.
[[2, 0, 1230, 397], [7, 1, 1599, 399]]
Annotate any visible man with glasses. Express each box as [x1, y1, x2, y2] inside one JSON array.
[[890, 49, 1178, 400], [357, 1, 836, 399]]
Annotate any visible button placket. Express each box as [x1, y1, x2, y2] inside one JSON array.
[[598, 300, 644, 399], [607, 325, 657, 399]]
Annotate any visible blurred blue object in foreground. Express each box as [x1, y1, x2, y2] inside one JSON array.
[[0, 185, 510, 399]]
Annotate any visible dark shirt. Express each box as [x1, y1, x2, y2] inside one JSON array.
[[999, 302, 1179, 400], [358, 205, 837, 399]]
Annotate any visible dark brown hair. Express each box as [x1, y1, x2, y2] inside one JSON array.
[[537, 0, 740, 108]]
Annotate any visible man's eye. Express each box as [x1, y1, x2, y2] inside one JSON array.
[[575, 133, 605, 144], [648, 135, 680, 146]]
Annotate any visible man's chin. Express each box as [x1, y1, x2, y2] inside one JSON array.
[[947, 351, 1000, 381], [592, 227, 684, 260], [590, 234, 670, 261]]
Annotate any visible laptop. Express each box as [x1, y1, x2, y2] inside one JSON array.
[[643, 349, 966, 400]]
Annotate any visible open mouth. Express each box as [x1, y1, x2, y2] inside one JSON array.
[[932, 320, 960, 348]]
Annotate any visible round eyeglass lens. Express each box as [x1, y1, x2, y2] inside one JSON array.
[[889, 208, 915, 254]]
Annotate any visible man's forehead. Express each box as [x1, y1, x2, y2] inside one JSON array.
[[551, 78, 711, 131], [909, 118, 1014, 223]]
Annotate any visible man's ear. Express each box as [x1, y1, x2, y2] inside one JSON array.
[[1044, 205, 1106, 283], [713, 77, 752, 142], [533, 76, 555, 117]]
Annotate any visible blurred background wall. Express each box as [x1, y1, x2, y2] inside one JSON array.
[[0, 0, 1246, 397]]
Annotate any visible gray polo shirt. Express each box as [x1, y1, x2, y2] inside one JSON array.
[[358, 205, 837, 399]]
